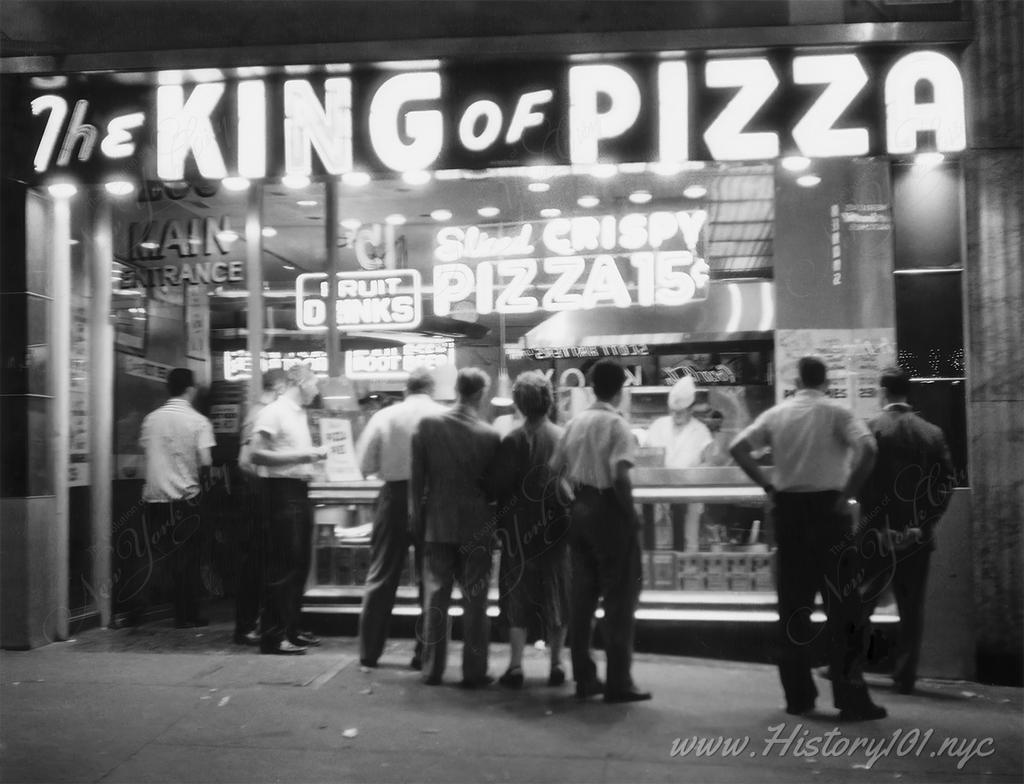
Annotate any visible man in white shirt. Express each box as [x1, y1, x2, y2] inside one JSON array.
[[730, 356, 884, 721], [250, 363, 327, 655], [139, 368, 216, 628], [549, 359, 651, 704], [233, 367, 287, 646], [356, 367, 447, 669]]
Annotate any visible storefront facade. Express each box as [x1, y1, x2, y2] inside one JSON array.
[[1, 2, 1019, 682]]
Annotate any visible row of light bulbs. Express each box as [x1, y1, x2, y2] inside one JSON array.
[[43, 151, 946, 202]]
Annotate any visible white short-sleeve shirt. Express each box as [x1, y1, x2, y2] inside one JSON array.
[[731, 389, 872, 492], [140, 399, 216, 502], [550, 401, 636, 489], [254, 395, 316, 480]]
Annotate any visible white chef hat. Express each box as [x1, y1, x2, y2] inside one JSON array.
[[667, 376, 697, 411]]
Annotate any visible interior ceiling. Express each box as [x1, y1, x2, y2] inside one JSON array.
[[118, 162, 774, 345]]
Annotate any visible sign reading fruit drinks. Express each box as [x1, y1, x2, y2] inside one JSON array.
[[21, 48, 965, 183]]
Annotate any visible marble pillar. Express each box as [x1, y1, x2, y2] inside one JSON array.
[[962, 0, 1024, 672]]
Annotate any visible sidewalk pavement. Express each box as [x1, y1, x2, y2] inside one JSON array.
[[1, 618, 1021, 784]]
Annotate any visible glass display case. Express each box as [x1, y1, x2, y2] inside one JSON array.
[[303, 470, 775, 614]]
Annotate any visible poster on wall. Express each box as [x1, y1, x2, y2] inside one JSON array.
[[185, 284, 209, 361], [319, 416, 363, 481], [69, 301, 90, 487], [775, 328, 896, 419], [208, 404, 240, 435]]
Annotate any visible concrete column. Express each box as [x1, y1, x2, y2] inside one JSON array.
[[962, 0, 1024, 678]]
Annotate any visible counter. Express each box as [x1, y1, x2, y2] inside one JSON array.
[[304, 470, 778, 613]]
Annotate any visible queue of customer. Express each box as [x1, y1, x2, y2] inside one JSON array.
[[139, 356, 955, 720]]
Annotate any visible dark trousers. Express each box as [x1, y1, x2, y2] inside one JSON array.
[[358, 481, 424, 664], [568, 486, 643, 694], [773, 491, 874, 712], [146, 500, 204, 625], [260, 478, 310, 648], [421, 541, 492, 682], [234, 474, 264, 638], [863, 543, 932, 691]]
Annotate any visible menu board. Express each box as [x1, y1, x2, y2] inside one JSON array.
[[775, 327, 896, 419]]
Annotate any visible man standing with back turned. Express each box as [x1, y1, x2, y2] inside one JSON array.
[[730, 356, 885, 721], [140, 367, 216, 629], [858, 366, 955, 695], [411, 368, 501, 688], [550, 359, 651, 703], [357, 367, 447, 670]]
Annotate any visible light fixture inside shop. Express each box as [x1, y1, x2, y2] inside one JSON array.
[[478, 206, 500, 218], [683, 184, 708, 199], [591, 163, 618, 179], [430, 208, 453, 222], [104, 180, 135, 196], [297, 199, 318, 207], [914, 152, 945, 167], [340, 218, 362, 230], [385, 213, 406, 226], [491, 371, 514, 407], [342, 171, 372, 186], [222, 176, 250, 191], [628, 190, 653, 204], [491, 314, 514, 407], [47, 182, 77, 199], [796, 174, 822, 187], [650, 161, 682, 177], [539, 208, 561, 218], [781, 156, 811, 172], [527, 182, 550, 193], [261, 226, 278, 237], [577, 195, 599, 208], [139, 241, 160, 250], [216, 229, 240, 243], [282, 174, 311, 189], [402, 170, 432, 186]]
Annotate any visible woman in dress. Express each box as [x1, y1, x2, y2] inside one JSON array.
[[490, 371, 572, 688]]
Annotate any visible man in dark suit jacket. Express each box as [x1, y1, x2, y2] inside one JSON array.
[[411, 368, 501, 688], [858, 367, 956, 694]]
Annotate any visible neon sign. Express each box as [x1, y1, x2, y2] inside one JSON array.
[[25, 49, 967, 179], [223, 350, 329, 380], [345, 340, 456, 379], [432, 211, 710, 316], [295, 269, 422, 331]]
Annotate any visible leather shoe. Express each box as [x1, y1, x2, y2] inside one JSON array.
[[262, 640, 307, 656], [175, 618, 209, 629], [359, 658, 377, 668], [409, 655, 423, 671], [839, 702, 888, 721], [233, 630, 261, 646], [294, 632, 321, 646], [458, 675, 494, 689], [499, 668, 524, 689], [604, 688, 652, 704], [547, 666, 566, 687], [575, 678, 604, 700], [422, 675, 442, 686]]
